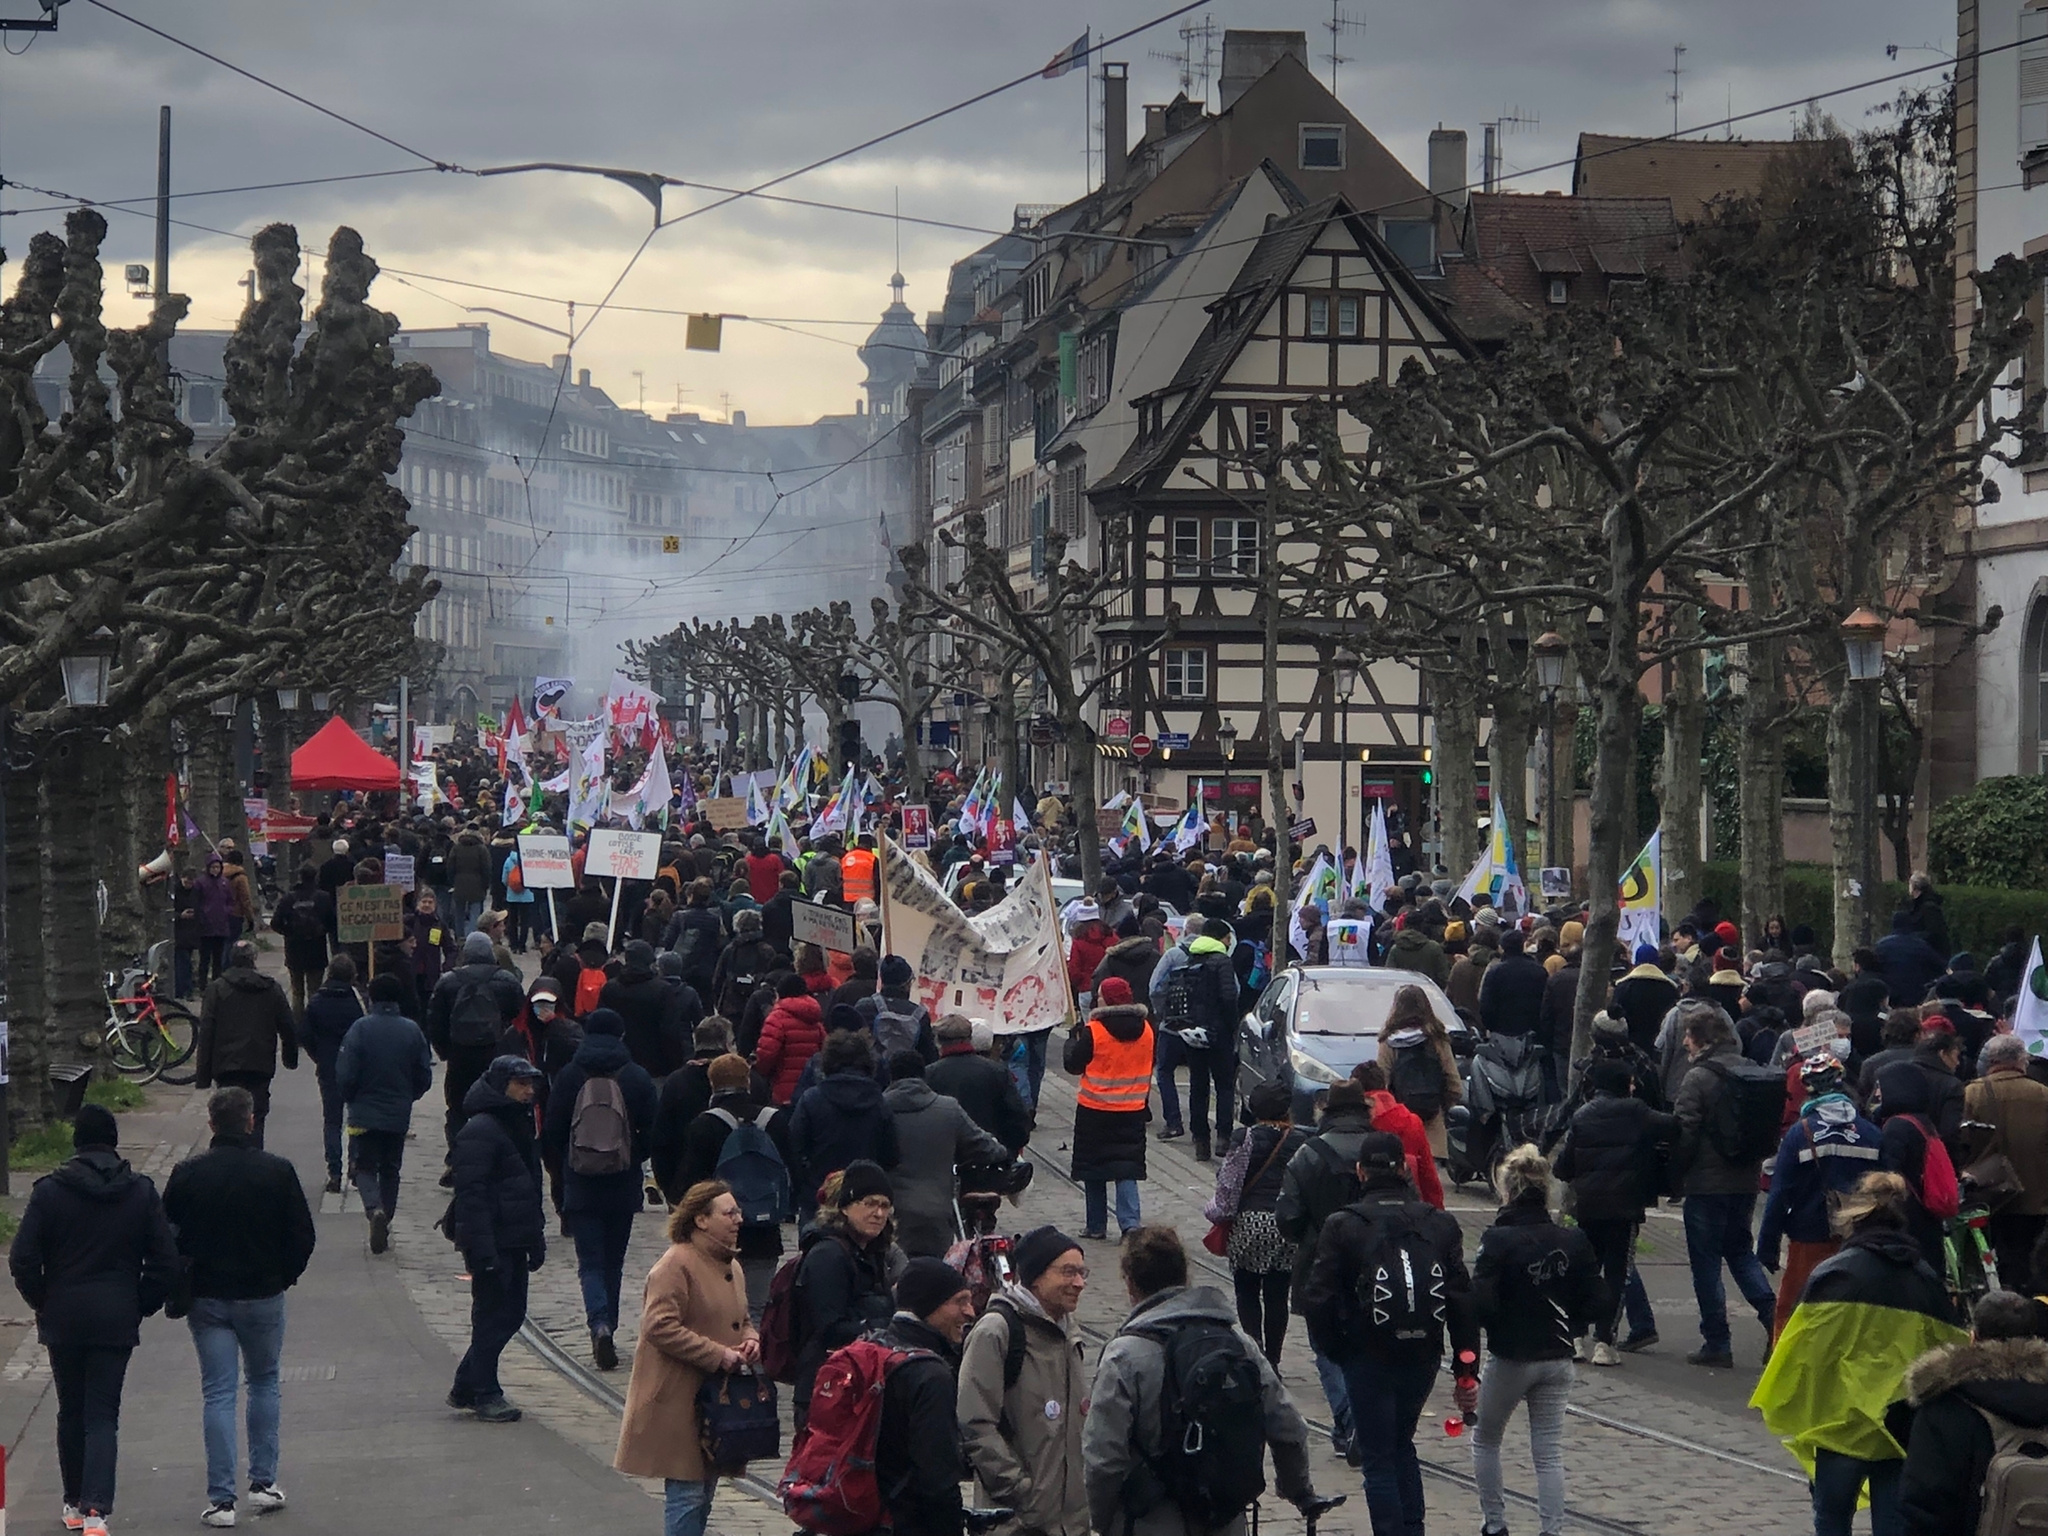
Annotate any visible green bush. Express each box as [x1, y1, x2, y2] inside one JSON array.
[[1929, 777, 2048, 891], [1696, 861, 2048, 958]]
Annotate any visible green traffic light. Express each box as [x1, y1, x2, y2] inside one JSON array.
[[1421, 769, 1433, 785]]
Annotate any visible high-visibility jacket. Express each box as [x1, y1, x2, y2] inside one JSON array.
[[1076, 1019, 1154, 1113], [842, 847, 878, 905]]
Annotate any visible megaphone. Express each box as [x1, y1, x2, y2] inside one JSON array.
[[138, 848, 175, 884]]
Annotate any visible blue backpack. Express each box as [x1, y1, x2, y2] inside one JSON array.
[[709, 1108, 791, 1228]]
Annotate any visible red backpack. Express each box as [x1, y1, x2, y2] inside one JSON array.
[[778, 1339, 932, 1536], [574, 966, 605, 1019], [1905, 1114, 1961, 1220], [757, 1254, 805, 1385]]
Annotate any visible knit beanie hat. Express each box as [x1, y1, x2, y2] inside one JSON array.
[[462, 931, 495, 962], [894, 1257, 970, 1319], [1097, 976, 1134, 1007], [880, 955, 914, 988], [1012, 1225, 1083, 1288], [836, 1159, 893, 1208], [1633, 944, 1660, 966], [73, 1103, 119, 1150], [584, 1007, 625, 1037]]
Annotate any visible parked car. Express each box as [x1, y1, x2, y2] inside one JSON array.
[[1236, 965, 1470, 1125], [1047, 876, 1183, 938]]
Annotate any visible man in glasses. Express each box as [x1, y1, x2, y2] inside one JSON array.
[[959, 1226, 1092, 1536]]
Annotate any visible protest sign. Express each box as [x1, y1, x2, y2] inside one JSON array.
[[336, 884, 405, 944], [879, 842, 1073, 1037], [791, 901, 857, 954], [382, 853, 416, 889], [515, 834, 574, 888], [901, 805, 931, 849], [586, 828, 661, 881], [702, 796, 750, 832]]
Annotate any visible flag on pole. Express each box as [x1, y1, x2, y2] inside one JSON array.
[[501, 777, 523, 827], [635, 742, 673, 830], [1013, 797, 1033, 832], [1490, 814, 1528, 917], [1041, 28, 1090, 77], [1364, 800, 1396, 918], [768, 805, 800, 862], [746, 781, 769, 826], [1452, 844, 1493, 909], [1119, 797, 1150, 851], [2015, 940, 2048, 1054], [1617, 831, 1662, 954], [1170, 802, 1205, 853]]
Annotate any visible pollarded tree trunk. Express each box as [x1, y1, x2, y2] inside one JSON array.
[[187, 715, 224, 849], [1486, 615, 1532, 903], [3, 756, 55, 1128], [105, 716, 175, 972], [1064, 710, 1102, 889], [1660, 643, 1706, 928], [1826, 679, 1866, 967], [1572, 674, 1646, 1061], [42, 734, 109, 1074], [1429, 662, 1482, 879], [1737, 636, 1787, 948]]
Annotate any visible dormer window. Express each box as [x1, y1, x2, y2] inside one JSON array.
[[1299, 124, 1345, 171], [1547, 277, 1569, 306]]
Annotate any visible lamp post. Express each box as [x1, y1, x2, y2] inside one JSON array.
[[1073, 649, 1097, 808], [1532, 631, 1566, 878], [1842, 609, 1887, 947], [1333, 649, 1360, 860], [58, 628, 116, 710]]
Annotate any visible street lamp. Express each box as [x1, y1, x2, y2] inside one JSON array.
[[58, 628, 117, 710], [209, 693, 239, 718], [1842, 609, 1887, 947], [1218, 718, 1238, 761], [275, 687, 301, 712], [1532, 630, 1567, 875], [310, 691, 331, 714], [1333, 649, 1361, 860]]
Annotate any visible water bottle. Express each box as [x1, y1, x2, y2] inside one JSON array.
[[1444, 1348, 1480, 1436]]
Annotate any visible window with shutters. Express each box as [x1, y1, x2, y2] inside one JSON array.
[[2026, 4, 2048, 160], [1171, 517, 1202, 577]]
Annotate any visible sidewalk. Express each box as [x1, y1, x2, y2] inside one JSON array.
[[0, 1010, 656, 1535]]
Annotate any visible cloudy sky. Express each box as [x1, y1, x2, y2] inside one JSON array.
[[3, 0, 1955, 426]]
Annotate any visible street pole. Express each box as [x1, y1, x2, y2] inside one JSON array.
[[1859, 680, 1879, 946], [1338, 702, 1350, 859], [154, 105, 171, 370], [397, 674, 409, 814], [1542, 693, 1558, 872]]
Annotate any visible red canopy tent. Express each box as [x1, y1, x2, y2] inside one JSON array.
[[291, 716, 401, 792]]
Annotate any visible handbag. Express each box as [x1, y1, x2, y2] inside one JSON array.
[[1963, 1152, 2026, 1214], [1201, 1132, 1293, 1255], [697, 1366, 780, 1471]]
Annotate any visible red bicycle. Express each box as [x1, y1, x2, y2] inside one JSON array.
[[99, 959, 198, 1086]]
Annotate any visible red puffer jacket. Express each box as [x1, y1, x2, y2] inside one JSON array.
[[1067, 924, 1113, 1001], [1365, 1089, 1445, 1208], [754, 994, 827, 1105]]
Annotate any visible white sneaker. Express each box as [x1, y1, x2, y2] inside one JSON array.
[[1571, 1335, 1587, 1362], [1592, 1341, 1621, 1367], [83, 1514, 109, 1536], [202, 1503, 237, 1528], [63, 1503, 85, 1532], [247, 1485, 286, 1514]]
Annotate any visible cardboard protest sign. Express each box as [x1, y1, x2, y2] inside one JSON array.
[[587, 828, 661, 881], [516, 833, 574, 888], [336, 884, 405, 944]]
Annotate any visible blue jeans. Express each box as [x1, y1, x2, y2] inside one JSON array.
[[314, 1064, 344, 1181], [1020, 1029, 1050, 1110], [1683, 1192, 1777, 1352], [1812, 1449, 1903, 1536], [664, 1477, 717, 1536], [1083, 1179, 1141, 1235], [1313, 1345, 1354, 1447], [1154, 1030, 1187, 1132], [569, 1207, 636, 1333], [1342, 1348, 1439, 1536], [188, 1294, 286, 1507]]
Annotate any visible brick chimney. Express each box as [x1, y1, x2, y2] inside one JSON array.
[[1103, 62, 1129, 187], [1429, 127, 1469, 209]]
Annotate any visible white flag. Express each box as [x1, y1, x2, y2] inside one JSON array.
[[1452, 844, 1492, 909], [2015, 939, 2048, 1054], [1364, 800, 1396, 917]]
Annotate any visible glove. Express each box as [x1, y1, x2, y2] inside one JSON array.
[[528, 1244, 546, 1273], [1452, 1377, 1479, 1417], [1759, 1253, 1780, 1274]]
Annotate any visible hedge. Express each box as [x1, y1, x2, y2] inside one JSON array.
[[1694, 862, 2048, 959], [1928, 776, 2048, 891]]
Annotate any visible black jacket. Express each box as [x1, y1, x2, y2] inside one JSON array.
[[1839, 974, 1892, 1060], [268, 887, 333, 974], [1275, 1104, 1372, 1306], [1232, 1122, 1310, 1214], [1552, 1092, 1679, 1222], [671, 1091, 790, 1261], [1610, 971, 1680, 1054], [788, 1073, 899, 1203], [927, 1045, 1032, 1152], [793, 1215, 896, 1407], [448, 1075, 545, 1270], [1876, 928, 1948, 1008], [875, 1312, 967, 1536], [162, 1132, 317, 1300], [543, 1029, 658, 1216], [10, 1149, 179, 1347], [712, 937, 786, 1021], [1906, 1042, 1968, 1162], [1478, 953, 1549, 1039], [1538, 964, 1581, 1057], [1801, 1227, 1955, 1322], [296, 980, 363, 1074], [1875, 1064, 1953, 1268], [1900, 1336, 2048, 1536], [1301, 1175, 1478, 1364], [1472, 1199, 1609, 1361], [426, 960, 525, 1058], [1091, 937, 1163, 1004], [665, 905, 727, 994], [649, 1052, 720, 1195], [197, 966, 299, 1083], [336, 1003, 436, 1134], [598, 964, 685, 1079]]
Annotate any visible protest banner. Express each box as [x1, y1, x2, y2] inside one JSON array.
[[336, 884, 405, 947], [900, 804, 931, 849], [791, 901, 857, 955], [702, 796, 750, 832], [878, 841, 1073, 1036]]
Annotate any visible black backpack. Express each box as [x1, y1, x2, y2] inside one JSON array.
[[286, 893, 326, 943], [1346, 1203, 1448, 1347], [1701, 1058, 1787, 1164], [448, 974, 503, 1048], [1157, 961, 1197, 1030], [1124, 1317, 1268, 1528], [984, 1297, 1034, 1394], [1390, 1039, 1447, 1122]]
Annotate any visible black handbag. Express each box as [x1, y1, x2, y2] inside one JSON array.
[[697, 1367, 780, 1471]]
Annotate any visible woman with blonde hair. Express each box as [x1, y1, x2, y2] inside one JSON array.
[[1469, 1145, 1608, 1536], [1375, 983, 1463, 1158], [614, 1180, 760, 1536]]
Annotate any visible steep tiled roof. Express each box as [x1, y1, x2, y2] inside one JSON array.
[[1572, 133, 1799, 224], [1439, 191, 1682, 342]]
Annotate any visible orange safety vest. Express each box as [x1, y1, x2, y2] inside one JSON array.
[[1076, 1020, 1154, 1113], [842, 848, 878, 905]]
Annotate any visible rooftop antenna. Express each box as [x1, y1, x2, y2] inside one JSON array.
[[1479, 108, 1539, 193], [1147, 15, 1215, 100], [1323, 0, 1367, 98], [1725, 82, 1733, 140], [632, 369, 644, 412], [1669, 44, 1686, 137]]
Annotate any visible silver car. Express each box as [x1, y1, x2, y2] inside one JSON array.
[[1236, 965, 1468, 1123]]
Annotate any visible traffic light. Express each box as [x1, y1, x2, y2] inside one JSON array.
[[838, 717, 862, 772], [1421, 767, 1433, 786]]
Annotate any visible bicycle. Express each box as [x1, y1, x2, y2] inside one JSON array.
[[99, 961, 199, 1085]]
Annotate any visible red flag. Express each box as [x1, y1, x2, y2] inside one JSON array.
[[505, 695, 528, 739], [165, 774, 180, 847]]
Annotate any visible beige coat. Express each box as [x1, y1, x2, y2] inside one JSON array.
[[1376, 1029, 1463, 1158], [1966, 1068, 2048, 1216], [959, 1285, 1091, 1536], [614, 1239, 757, 1482]]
